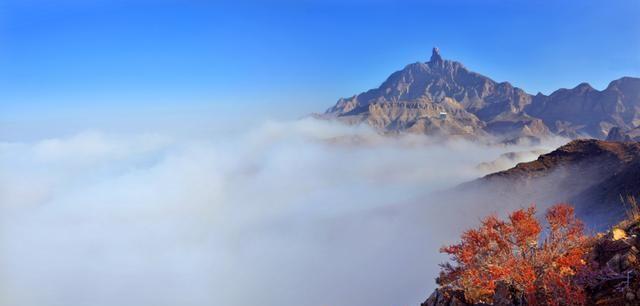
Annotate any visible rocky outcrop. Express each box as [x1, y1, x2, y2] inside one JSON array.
[[319, 48, 639, 141], [606, 126, 640, 142], [421, 284, 526, 306], [586, 219, 640, 305], [606, 127, 633, 142], [421, 288, 470, 306]]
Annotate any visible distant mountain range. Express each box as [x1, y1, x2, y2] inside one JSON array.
[[318, 48, 640, 142]]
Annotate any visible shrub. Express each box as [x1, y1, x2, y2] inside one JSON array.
[[437, 204, 591, 305]]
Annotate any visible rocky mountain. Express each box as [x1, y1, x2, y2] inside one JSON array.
[[319, 48, 640, 141], [456, 139, 640, 229], [527, 77, 640, 138]]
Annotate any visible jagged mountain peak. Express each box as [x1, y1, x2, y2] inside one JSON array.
[[320, 50, 640, 141], [430, 47, 443, 63], [574, 82, 595, 91]]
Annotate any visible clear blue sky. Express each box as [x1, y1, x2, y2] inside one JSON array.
[[1, 0, 639, 138]]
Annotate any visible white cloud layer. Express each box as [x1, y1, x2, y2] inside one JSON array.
[[0, 119, 567, 306]]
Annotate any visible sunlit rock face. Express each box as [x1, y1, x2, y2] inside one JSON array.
[[319, 48, 640, 142]]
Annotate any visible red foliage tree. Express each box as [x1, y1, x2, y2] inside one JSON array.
[[438, 204, 590, 305]]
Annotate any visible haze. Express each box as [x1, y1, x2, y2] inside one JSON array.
[[1, 1, 637, 305], [0, 119, 567, 306]]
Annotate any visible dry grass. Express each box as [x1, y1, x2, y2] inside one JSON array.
[[619, 195, 640, 228]]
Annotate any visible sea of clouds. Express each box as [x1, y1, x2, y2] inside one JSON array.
[[0, 118, 568, 306]]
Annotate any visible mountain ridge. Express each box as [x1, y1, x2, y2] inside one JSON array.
[[318, 48, 640, 142], [454, 139, 640, 229]]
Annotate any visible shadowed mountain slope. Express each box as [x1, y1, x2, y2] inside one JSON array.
[[456, 139, 640, 229]]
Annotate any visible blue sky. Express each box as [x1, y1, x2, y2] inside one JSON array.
[[1, 0, 639, 138]]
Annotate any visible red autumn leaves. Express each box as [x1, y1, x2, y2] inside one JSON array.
[[438, 204, 590, 305]]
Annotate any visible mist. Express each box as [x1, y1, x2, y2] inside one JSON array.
[[0, 118, 568, 306]]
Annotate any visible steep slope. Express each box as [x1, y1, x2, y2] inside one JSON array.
[[320, 48, 640, 141], [457, 139, 640, 228]]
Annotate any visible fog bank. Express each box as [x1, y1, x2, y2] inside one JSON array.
[[0, 118, 567, 306]]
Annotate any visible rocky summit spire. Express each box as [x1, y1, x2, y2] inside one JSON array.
[[430, 47, 443, 63]]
